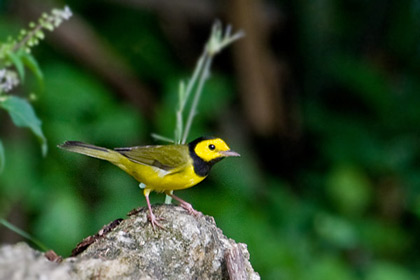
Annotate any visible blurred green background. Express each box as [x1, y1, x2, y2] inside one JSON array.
[[1, 0, 420, 279]]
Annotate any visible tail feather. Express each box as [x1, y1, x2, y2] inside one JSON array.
[[58, 141, 121, 163]]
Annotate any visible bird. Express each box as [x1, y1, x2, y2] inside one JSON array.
[[58, 136, 240, 229]]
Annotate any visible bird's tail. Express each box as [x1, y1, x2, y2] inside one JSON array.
[[58, 141, 122, 163]]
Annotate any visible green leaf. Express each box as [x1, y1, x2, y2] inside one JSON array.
[[0, 96, 47, 156], [0, 139, 4, 173], [7, 51, 25, 82], [21, 52, 44, 91]]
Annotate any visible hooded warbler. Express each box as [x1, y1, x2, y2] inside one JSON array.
[[58, 136, 240, 229]]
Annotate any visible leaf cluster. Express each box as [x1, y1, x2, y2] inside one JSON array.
[[0, 6, 72, 171]]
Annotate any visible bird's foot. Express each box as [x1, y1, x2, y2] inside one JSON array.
[[147, 212, 165, 230], [180, 201, 202, 217], [164, 191, 202, 217]]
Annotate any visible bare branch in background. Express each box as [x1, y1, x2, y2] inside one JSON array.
[[228, 0, 291, 137]]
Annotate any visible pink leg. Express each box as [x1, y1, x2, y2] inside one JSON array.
[[165, 191, 201, 217], [144, 189, 164, 230]]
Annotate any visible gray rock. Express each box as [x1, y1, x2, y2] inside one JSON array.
[[0, 205, 260, 280], [0, 242, 71, 280]]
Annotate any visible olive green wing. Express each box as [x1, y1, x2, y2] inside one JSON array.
[[114, 144, 190, 172]]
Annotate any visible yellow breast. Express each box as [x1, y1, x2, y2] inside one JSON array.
[[114, 156, 206, 193]]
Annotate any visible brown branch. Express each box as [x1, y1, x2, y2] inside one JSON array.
[[228, 0, 288, 136]]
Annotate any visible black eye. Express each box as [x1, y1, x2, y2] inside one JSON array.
[[209, 144, 215, 150]]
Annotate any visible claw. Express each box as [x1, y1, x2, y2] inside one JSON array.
[[165, 191, 202, 217], [179, 201, 201, 217], [147, 212, 165, 230]]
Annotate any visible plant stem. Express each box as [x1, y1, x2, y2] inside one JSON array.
[[183, 54, 206, 110], [175, 54, 206, 144], [12, 24, 44, 53], [151, 133, 174, 143], [164, 21, 243, 204], [181, 54, 212, 144], [0, 218, 49, 251]]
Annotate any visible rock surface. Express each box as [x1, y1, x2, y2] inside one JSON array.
[[0, 204, 260, 280]]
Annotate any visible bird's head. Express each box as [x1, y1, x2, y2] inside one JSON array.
[[189, 137, 240, 163]]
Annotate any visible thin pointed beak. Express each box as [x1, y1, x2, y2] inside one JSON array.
[[220, 150, 241, 157]]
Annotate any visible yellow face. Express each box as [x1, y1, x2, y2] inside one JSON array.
[[193, 138, 240, 162]]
